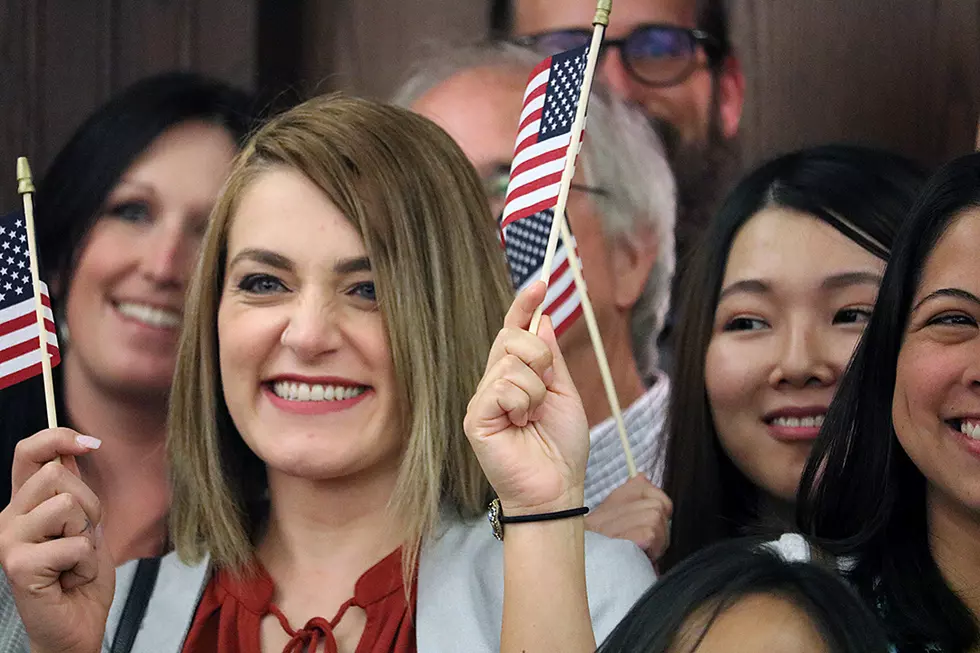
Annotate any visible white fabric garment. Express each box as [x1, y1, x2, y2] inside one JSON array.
[[584, 375, 670, 508]]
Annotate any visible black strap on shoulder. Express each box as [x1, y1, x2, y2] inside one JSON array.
[[110, 556, 162, 653]]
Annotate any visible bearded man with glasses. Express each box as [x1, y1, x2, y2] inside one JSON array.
[[496, 0, 745, 295]]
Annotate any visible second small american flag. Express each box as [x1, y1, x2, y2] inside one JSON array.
[[500, 44, 589, 337]]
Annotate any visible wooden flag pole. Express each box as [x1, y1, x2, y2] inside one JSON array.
[[529, 0, 610, 335], [523, 0, 637, 475], [17, 157, 58, 429], [557, 217, 637, 477]]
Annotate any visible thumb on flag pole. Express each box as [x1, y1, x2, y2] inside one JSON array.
[[17, 157, 59, 432]]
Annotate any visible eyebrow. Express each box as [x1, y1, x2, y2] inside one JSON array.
[[227, 250, 371, 276], [717, 271, 883, 302], [228, 248, 293, 271], [717, 278, 770, 302], [820, 271, 883, 291], [334, 256, 371, 275], [912, 288, 980, 314]]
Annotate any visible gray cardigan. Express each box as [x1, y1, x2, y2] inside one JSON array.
[[1, 513, 655, 651]]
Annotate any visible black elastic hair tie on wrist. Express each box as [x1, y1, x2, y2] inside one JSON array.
[[488, 498, 589, 540], [501, 506, 590, 523]]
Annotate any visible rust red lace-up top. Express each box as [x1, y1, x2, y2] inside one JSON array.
[[182, 548, 416, 653]]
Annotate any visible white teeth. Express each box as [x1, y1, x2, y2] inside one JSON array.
[[772, 415, 825, 428], [116, 302, 181, 328], [959, 420, 980, 440], [272, 381, 367, 402]]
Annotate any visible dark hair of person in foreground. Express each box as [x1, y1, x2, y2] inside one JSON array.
[[597, 536, 891, 653]]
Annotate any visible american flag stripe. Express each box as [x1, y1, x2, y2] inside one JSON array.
[[0, 321, 57, 353], [504, 173, 564, 216], [0, 348, 61, 390], [0, 210, 61, 391], [507, 134, 572, 191], [522, 66, 551, 103], [0, 292, 53, 337]]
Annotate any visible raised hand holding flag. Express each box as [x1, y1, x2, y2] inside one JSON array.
[[499, 0, 636, 477]]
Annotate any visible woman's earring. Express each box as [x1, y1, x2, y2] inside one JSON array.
[[56, 310, 70, 347]]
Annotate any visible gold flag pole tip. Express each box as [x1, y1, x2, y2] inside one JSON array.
[[593, 0, 612, 26], [17, 157, 35, 194]]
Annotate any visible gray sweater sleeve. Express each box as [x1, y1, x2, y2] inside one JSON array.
[[0, 571, 30, 653]]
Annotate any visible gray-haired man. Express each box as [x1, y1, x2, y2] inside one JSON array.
[[395, 43, 676, 563]]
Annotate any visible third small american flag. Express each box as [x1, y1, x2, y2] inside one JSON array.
[[500, 44, 590, 337]]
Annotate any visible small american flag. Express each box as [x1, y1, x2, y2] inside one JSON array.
[[504, 209, 582, 337], [500, 45, 590, 336], [0, 210, 60, 391]]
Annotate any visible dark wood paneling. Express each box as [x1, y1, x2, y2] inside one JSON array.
[[0, 0, 257, 212], [301, 0, 488, 100], [0, 0, 35, 194], [4, 0, 978, 210], [193, 0, 257, 89], [114, 0, 188, 86], [38, 0, 113, 169], [730, 1, 980, 167]]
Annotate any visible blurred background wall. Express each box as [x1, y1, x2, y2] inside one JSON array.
[[2, 0, 978, 209]]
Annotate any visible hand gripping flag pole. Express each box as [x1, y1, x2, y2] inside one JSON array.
[[17, 157, 59, 429], [501, 0, 638, 477]]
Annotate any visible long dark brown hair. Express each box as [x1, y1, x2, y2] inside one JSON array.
[[659, 144, 926, 571]]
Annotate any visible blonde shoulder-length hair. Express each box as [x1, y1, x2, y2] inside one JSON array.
[[168, 94, 513, 582]]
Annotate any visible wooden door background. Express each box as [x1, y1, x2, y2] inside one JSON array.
[[2, 0, 979, 210]]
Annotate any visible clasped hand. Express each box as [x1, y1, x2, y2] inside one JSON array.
[[464, 282, 590, 516], [0, 428, 114, 653]]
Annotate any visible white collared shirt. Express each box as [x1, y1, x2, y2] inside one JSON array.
[[584, 374, 670, 509]]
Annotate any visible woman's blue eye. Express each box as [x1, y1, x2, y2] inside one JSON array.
[[350, 281, 377, 302], [833, 307, 872, 325], [723, 317, 768, 332], [108, 201, 151, 223], [237, 274, 285, 294]]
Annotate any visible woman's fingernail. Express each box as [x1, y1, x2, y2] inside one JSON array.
[[75, 435, 102, 450]]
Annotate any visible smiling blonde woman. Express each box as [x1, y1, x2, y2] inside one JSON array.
[[0, 94, 653, 653]]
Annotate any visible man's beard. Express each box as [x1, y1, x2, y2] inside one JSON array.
[[650, 87, 742, 282], [648, 80, 742, 367]]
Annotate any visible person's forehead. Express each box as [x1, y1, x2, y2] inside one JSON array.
[[412, 66, 530, 174], [514, 0, 698, 35]]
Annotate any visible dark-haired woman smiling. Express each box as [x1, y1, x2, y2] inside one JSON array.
[[0, 72, 254, 562], [659, 144, 926, 570], [799, 153, 980, 651]]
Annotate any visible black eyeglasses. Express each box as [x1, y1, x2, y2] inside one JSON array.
[[485, 165, 610, 221], [513, 23, 722, 88]]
